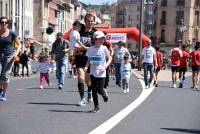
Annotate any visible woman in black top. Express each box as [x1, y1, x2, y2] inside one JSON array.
[[0, 17, 21, 101]]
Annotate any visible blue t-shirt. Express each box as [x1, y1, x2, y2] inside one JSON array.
[[0, 31, 16, 55]]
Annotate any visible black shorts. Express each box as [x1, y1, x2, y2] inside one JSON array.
[[192, 65, 200, 72], [155, 67, 161, 73], [179, 67, 187, 73], [75, 55, 88, 68], [171, 66, 179, 72]]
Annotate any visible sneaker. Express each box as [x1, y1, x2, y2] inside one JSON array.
[[58, 84, 63, 90], [39, 85, 44, 89], [145, 85, 149, 89], [126, 88, 129, 93], [77, 98, 86, 106], [102, 88, 108, 102], [194, 86, 199, 91], [87, 92, 93, 102], [123, 89, 127, 94], [172, 84, 176, 88], [92, 107, 100, 113], [155, 83, 159, 87], [148, 82, 154, 88], [0, 94, 6, 101], [118, 83, 121, 87], [178, 83, 183, 88]]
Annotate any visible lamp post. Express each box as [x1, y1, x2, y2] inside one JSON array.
[[138, 0, 143, 71], [39, 27, 46, 55]]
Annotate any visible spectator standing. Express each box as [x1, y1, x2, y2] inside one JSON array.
[[13, 53, 21, 76], [20, 50, 30, 77], [170, 42, 182, 88], [141, 40, 157, 89], [0, 17, 21, 101], [51, 32, 69, 89]]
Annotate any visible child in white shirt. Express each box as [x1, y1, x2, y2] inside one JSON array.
[[121, 54, 132, 93]]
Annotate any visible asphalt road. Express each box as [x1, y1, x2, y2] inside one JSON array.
[[0, 70, 200, 134]]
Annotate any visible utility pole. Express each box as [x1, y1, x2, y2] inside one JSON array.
[[138, 0, 143, 71]]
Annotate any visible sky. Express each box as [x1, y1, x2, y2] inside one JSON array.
[[79, 0, 117, 5]]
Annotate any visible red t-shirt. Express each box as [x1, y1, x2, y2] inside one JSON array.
[[156, 51, 163, 68], [180, 50, 189, 68], [170, 48, 182, 66], [190, 50, 200, 66]]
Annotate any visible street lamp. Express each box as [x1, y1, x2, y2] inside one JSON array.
[[137, 0, 144, 71], [39, 27, 46, 55]]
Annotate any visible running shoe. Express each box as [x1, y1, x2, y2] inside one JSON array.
[[178, 83, 183, 88], [58, 84, 63, 90], [77, 98, 86, 106], [39, 85, 44, 89], [145, 85, 149, 89], [126, 88, 130, 93], [172, 84, 176, 88], [123, 89, 127, 94], [92, 107, 100, 113], [194, 86, 199, 91], [87, 92, 93, 102], [102, 88, 108, 102], [0, 94, 6, 101]]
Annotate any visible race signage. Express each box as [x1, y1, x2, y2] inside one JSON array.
[[106, 33, 127, 43]]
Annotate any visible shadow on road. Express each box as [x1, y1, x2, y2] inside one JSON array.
[[27, 102, 77, 106], [48, 109, 93, 113], [161, 128, 200, 134]]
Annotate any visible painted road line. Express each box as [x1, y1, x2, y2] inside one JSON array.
[[16, 89, 25, 91], [89, 77, 155, 134]]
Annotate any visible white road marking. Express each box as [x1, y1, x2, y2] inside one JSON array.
[[89, 75, 155, 134], [16, 89, 25, 91]]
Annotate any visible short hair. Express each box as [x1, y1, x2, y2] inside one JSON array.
[[72, 20, 81, 26], [194, 44, 200, 50], [182, 44, 187, 49], [84, 13, 95, 22], [56, 32, 63, 37]]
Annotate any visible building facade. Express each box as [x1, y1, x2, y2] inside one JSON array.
[[155, 0, 200, 45]]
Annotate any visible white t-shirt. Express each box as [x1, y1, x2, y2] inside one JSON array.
[[121, 62, 132, 79], [114, 47, 130, 63], [86, 45, 110, 78], [142, 46, 156, 63], [69, 30, 80, 49]]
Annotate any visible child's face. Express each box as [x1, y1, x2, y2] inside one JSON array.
[[124, 58, 128, 63]]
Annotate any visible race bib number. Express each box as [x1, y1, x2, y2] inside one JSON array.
[[90, 55, 102, 65], [123, 70, 130, 75], [117, 51, 123, 59], [146, 50, 153, 59], [81, 37, 91, 47]]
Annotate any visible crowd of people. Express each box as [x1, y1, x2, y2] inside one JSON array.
[[0, 13, 200, 113]]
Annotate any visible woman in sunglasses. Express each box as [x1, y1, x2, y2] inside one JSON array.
[[0, 17, 21, 101]]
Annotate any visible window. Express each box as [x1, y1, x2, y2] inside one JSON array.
[[161, 29, 165, 42], [194, 0, 200, 8], [194, 10, 200, 26], [0, 1, 2, 17], [176, 0, 185, 6], [161, 0, 167, 7], [128, 15, 132, 21], [176, 11, 184, 24], [160, 11, 166, 25]]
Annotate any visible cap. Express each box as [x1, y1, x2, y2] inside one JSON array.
[[93, 31, 105, 39]]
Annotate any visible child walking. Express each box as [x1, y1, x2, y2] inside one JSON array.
[[121, 54, 131, 93], [37, 55, 50, 89]]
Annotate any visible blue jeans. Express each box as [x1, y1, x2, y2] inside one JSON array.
[[0, 53, 14, 83], [56, 57, 68, 86], [114, 63, 121, 84], [143, 63, 154, 86]]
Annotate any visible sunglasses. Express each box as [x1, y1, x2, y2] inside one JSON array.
[[0, 21, 8, 24]]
